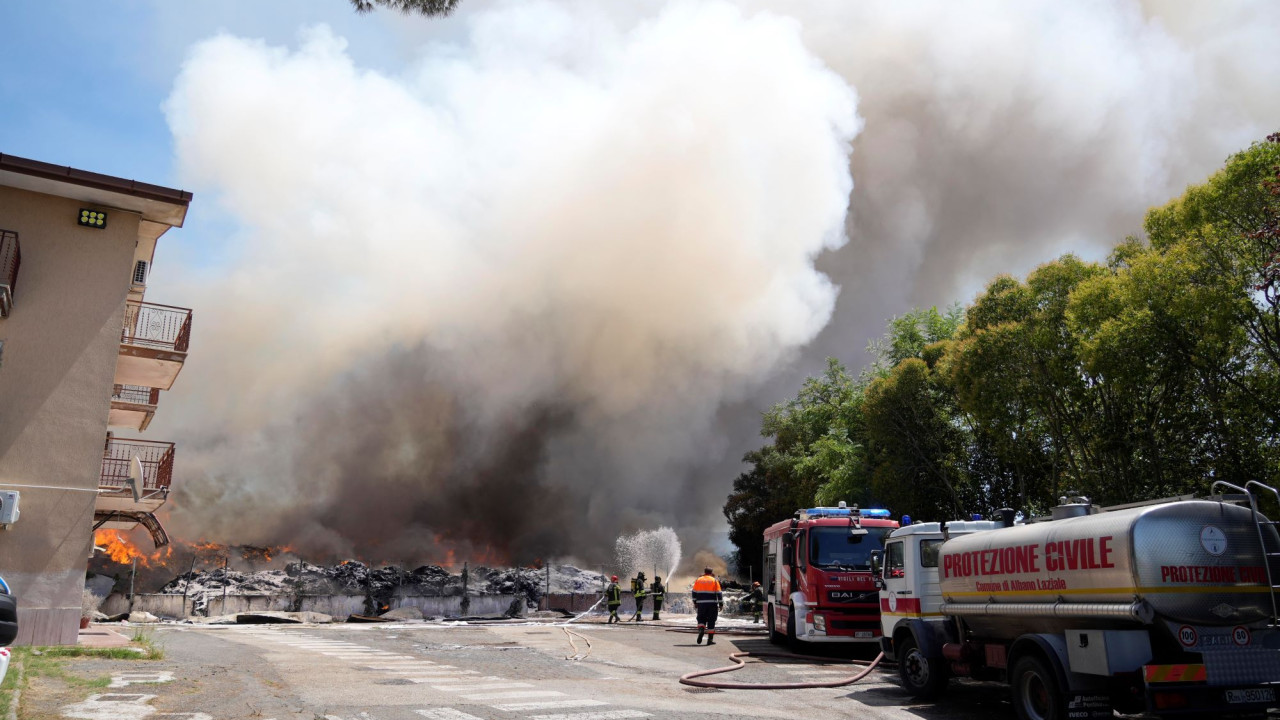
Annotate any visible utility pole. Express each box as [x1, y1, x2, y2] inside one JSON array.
[[221, 555, 229, 616], [544, 564, 550, 612], [180, 556, 197, 618], [128, 557, 137, 613], [460, 562, 470, 616]]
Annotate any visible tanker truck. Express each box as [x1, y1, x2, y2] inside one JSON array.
[[876, 481, 1280, 720]]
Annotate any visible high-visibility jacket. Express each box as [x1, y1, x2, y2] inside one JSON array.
[[650, 581, 665, 600], [606, 583, 622, 606], [691, 574, 723, 605]]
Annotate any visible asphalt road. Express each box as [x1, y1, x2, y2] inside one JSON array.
[[38, 616, 1022, 720]]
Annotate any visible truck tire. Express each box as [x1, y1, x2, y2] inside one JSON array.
[[766, 604, 783, 645], [896, 634, 947, 700], [786, 604, 802, 651], [1010, 655, 1063, 720]]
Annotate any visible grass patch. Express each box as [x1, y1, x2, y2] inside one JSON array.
[[129, 627, 165, 660], [0, 631, 166, 717], [34, 647, 146, 660]]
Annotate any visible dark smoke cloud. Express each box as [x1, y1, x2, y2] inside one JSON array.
[[155, 0, 1280, 565]]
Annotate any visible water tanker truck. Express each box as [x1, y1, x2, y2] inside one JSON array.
[[877, 481, 1280, 720]]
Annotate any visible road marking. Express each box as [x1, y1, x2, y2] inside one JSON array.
[[356, 655, 423, 660], [491, 700, 610, 711], [359, 660, 438, 666], [461, 690, 567, 700], [436, 683, 533, 691], [108, 671, 175, 688], [527, 707, 650, 712], [414, 710, 485, 720], [373, 667, 467, 674], [403, 675, 491, 683], [407, 676, 505, 684]]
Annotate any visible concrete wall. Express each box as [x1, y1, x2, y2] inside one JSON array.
[[101, 593, 520, 620], [0, 186, 141, 645]]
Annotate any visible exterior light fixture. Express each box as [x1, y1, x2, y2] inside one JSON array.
[[78, 209, 107, 229]]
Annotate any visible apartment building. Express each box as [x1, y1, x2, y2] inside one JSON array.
[[0, 153, 193, 645]]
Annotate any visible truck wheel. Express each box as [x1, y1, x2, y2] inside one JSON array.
[[766, 604, 783, 645], [786, 604, 802, 651], [896, 635, 947, 700], [1010, 655, 1063, 720]]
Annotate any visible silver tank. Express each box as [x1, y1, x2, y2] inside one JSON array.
[[938, 500, 1278, 626]]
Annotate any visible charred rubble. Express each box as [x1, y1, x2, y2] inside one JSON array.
[[158, 561, 604, 616]]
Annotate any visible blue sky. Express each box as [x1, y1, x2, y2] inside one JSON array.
[[0, 1, 463, 271]]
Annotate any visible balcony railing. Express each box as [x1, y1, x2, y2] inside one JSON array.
[[101, 437, 174, 492], [112, 384, 161, 406], [0, 229, 19, 318], [122, 300, 192, 353]]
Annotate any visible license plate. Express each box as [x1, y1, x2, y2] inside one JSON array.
[[1225, 688, 1275, 704], [854, 631, 873, 639]]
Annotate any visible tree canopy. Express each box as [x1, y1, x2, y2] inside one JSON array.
[[725, 133, 1280, 576], [349, 0, 459, 17]]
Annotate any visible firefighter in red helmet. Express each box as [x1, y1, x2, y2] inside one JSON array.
[[605, 575, 622, 624]]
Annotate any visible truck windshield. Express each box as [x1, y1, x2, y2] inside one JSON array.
[[808, 527, 891, 569]]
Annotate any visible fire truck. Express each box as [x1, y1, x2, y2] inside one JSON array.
[[763, 502, 898, 647], [876, 482, 1280, 720]]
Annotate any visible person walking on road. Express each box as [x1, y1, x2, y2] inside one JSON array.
[[631, 572, 648, 621], [691, 567, 723, 645], [745, 581, 765, 623], [606, 575, 622, 624], [650, 576, 665, 621]]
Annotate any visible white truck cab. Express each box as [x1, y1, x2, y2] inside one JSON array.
[[877, 520, 1000, 667]]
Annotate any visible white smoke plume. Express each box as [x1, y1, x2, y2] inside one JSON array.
[[152, 0, 1280, 563], [159, 1, 859, 561]]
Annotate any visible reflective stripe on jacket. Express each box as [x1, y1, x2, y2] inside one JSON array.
[[606, 583, 622, 605], [691, 574, 722, 605]]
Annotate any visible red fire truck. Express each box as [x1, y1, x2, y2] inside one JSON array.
[[763, 502, 899, 647]]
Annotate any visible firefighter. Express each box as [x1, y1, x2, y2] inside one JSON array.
[[691, 567, 723, 645], [631, 572, 647, 621], [650, 575, 665, 621], [744, 581, 765, 623], [605, 575, 622, 623]]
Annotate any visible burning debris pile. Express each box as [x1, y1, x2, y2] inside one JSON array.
[[156, 560, 609, 616]]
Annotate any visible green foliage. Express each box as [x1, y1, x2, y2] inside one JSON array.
[[726, 132, 1280, 565], [349, 0, 460, 17]]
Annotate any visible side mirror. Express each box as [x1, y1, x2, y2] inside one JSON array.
[[781, 534, 794, 567], [870, 549, 883, 574]]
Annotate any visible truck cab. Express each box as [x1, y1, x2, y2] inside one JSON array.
[[878, 518, 998, 698], [763, 503, 898, 647]]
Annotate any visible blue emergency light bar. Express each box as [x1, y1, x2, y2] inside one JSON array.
[[799, 507, 892, 519]]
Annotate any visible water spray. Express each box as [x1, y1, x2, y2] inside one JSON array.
[[614, 527, 682, 583]]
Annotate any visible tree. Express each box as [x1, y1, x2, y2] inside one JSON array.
[[350, 0, 460, 17], [723, 359, 865, 575]]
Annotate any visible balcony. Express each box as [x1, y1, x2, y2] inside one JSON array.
[[108, 384, 160, 431], [95, 437, 173, 516], [0, 229, 18, 318], [115, 300, 192, 390]]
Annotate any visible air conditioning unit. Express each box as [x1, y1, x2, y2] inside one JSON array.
[[132, 260, 148, 287]]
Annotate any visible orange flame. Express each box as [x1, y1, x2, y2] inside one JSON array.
[[94, 530, 172, 567]]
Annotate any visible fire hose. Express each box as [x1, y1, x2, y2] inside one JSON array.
[[678, 648, 884, 690], [561, 626, 593, 661]]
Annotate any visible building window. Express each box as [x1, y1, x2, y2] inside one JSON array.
[[132, 260, 148, 286]]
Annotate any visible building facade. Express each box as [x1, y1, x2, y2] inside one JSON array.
[[0, 153, 193, 645]]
